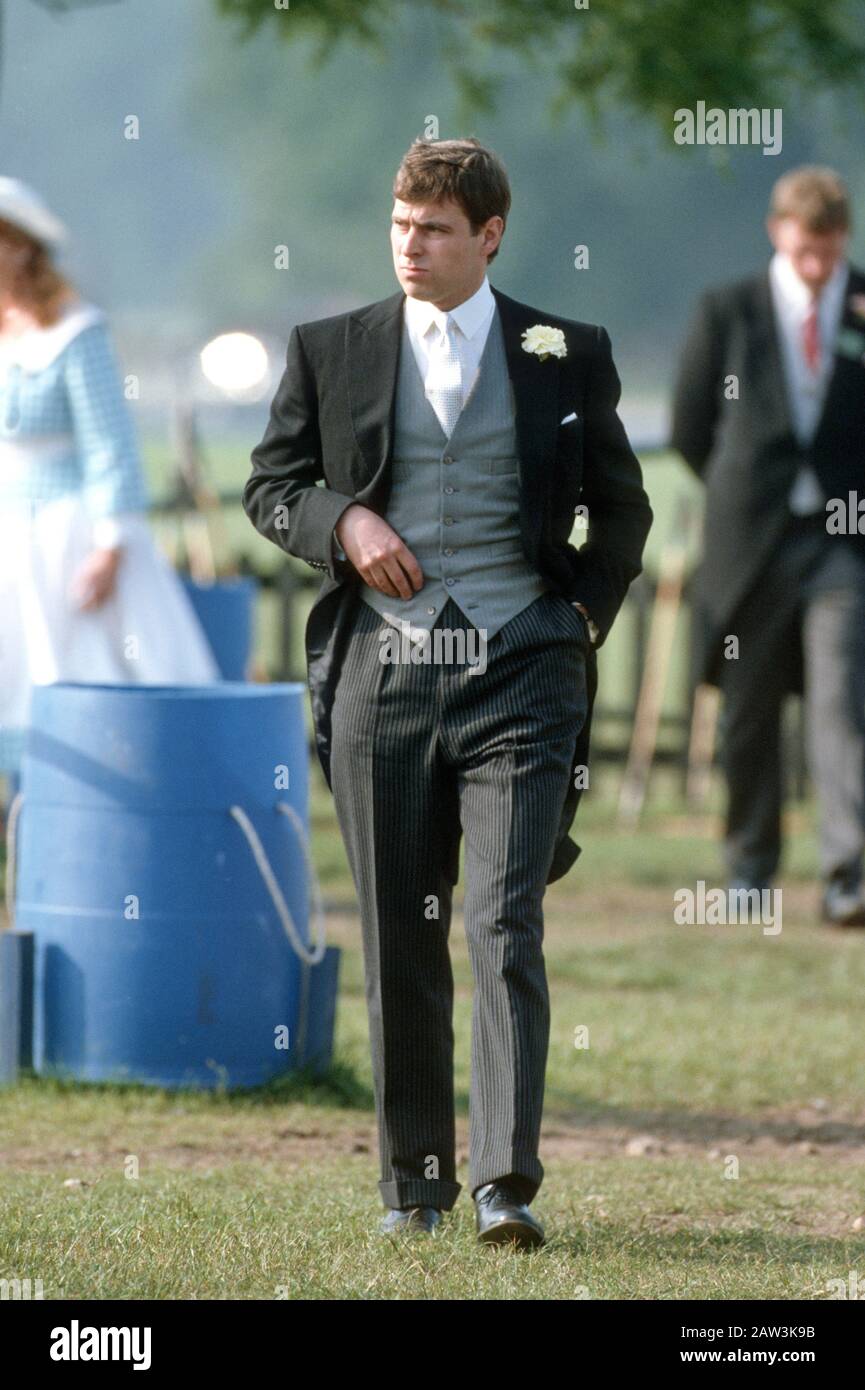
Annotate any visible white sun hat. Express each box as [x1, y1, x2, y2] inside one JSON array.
[[0, 176, 68, 249]]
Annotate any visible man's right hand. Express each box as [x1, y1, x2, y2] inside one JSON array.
[[335, 504, 424, 599]]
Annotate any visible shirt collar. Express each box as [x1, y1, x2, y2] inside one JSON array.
[[404, 275, 496, 341], [769, 250, 849, 317], [0, 297, 104, 373]]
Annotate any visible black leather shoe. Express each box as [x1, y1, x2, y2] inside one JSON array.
[[473, 1181, 545, 1248], [379, 1205, 441, 1235], [728, 878, 771, 900], [821, 873, 865, 927]]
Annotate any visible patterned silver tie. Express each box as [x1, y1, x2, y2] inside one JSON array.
[[425, 313, 463, 437]]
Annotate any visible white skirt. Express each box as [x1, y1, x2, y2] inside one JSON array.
[[0, 495, 222, 771]]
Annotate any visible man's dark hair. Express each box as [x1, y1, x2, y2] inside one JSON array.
[[769, 166, 852, 234], [393, 137, 511, 262]]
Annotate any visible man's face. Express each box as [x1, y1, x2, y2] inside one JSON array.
[[767, 215, 848, 295], [390, 196, 503, 310]]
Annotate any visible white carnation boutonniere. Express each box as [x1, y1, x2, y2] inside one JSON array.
[[521, 323, 567, 362]]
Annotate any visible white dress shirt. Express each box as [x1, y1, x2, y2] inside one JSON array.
[[403, 273, 497, 410], [332, 277, 496, 561], [768, 251, 848, 514]]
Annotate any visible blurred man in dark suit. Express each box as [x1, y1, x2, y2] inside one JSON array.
[[672, 167, 865, 926]]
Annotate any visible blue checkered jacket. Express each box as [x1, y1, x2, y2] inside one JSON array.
[[0, 316, 150, 516]]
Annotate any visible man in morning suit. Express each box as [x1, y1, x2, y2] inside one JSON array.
[[672, 166, 865, 927], [244, 137, 652, 1245]]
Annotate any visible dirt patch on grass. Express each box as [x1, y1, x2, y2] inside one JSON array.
[[540, 1100, 865, 1161], [4, 1106, 865, 1176]]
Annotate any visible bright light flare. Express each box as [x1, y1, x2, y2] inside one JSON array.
[[199, 332, 269, 397]]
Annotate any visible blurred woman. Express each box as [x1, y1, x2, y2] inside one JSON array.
[[0, 177, 220, 790]]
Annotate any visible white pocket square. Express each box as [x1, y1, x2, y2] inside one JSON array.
[[560, 412, 579, 425]]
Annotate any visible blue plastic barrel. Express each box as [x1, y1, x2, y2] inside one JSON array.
[[179, 576, 258, 679], [13, 682, 338, 1089], [0, 931, 33, 1085]]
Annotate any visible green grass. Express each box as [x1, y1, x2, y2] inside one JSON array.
[[2, 1159, 861, 1300], [3, 774, 865, 1299], [2, 443, 862, 1299]]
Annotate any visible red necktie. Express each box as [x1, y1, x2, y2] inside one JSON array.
[[802, 302, 820, 373]]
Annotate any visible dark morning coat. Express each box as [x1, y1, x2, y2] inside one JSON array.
[[243, 283, 653, 882], [671, 263, 865, 693]]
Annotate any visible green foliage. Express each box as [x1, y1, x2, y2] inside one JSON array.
[[212, 0, 865, 130]]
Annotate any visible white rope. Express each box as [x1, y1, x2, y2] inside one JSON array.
[[2, 790, 23, 932], [4, 792, 327, 969], [229, 801, 327, 967]]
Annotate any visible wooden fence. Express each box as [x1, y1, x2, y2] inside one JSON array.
[[151, 445, 809, 807]]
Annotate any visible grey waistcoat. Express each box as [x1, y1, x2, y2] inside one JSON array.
[[360, 306, 551, 638]]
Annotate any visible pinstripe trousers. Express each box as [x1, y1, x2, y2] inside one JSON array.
[[330, 590, 589, 1211]]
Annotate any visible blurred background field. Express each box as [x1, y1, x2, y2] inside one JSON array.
[[4, 768, 865, 1300], [142, 433, 705, 737], [5, 418, 858, 1305]]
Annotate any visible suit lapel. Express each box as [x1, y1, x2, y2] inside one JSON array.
[[812, 264, 862, 448], [344, 283, 562, 490], [344, 289, 405, 487], [752, 272, 797, 440], [490, 285, 561, 479]]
